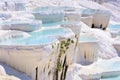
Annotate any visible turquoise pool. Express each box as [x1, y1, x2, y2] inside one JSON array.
[[98, 60, 120, 70], [30, 27, 72, 37], [0, 27, 73, 45], [82, 9, 111, 16], [30, 6, 76, 23], [0, 19, 79, 46], [0, 19, 42, 32], [42, 21, 78, 27], [79, 36, 98, 42], [42, 21, 63, 27], [33, 6, 75, 12], [0, 36, 57, 46], [108, 24, 120, 31], [82, 9, 97, 15], [101, 76, 120, 80], [98, 60, 120, 80]]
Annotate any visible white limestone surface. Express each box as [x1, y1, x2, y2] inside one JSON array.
[[0, 18, 42, 32], [0, 65, 6, 75], [30, 7, 64, 23], [61, 22, 81, 37], [94, 57, 120, 77], [0, 44, 55, 80], [64, 10, 81, 22], [113, 36, 120, 54], [0, 0, 26, 11], [0, 11, 12, 20], [93, 11, 111, 29], [0, 62, 31, 80], [69, 57, 120, 80], [81, 22, 118, 59], [12, 12, 35, 19], [0, 30, 30, 42], [66, 64, 82, 80], [81, 16, 93, 27], [76, 34, 99, 65], [0, 35, 60, 80]]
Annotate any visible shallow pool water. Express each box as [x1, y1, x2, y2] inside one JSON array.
[[31, 6, 77, 23], [98, 60, 120, 70], [30, 27, 72, 37], [0, 36, 57, 46], [82, 9, 97, 15], [33, 6, 75, 12], [101, 76, 120, 80], [97, 60, 120, 71], [98, 60, 120, 80], [0, 27, 73, 45], [42, 21, 80, 27], [0, 20, 79, 46], [79, 36, 98, 42], [42, 21, 63, 27], [0, 19, 42, 32], [82, 9, 111, 17], [108, 24, 120, 31]]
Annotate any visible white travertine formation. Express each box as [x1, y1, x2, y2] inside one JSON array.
[[81, 22, 118, 59], [62, 10, 81, 37], [113, 37, 120, 54], [0, 18, 42, 32], [0, 0, 26, 11], [0, 75, 21, 80], [93, 12, 111, 29], [14, 1, 26, 11], [79, 66, 102, 80], [64, 10, 81, 22], [95, 58, 120, 78], [66, 64, 82, 80], [30, 7, 64, 23], [0, 30, 30, 42], [76, 35, 99, 65], [113, 44, 120, 54], [0, 38, 76, 80], [0, 12, 12, 20], [32, 12, 64, 23], [82, 9, 111, 30], [0, 44, 55, 80], [81, 16, 93, 27], [107, 24, 120, 38], [61, 22, 81, 37], [108, 30, 119, 38], [0, 65, 6, 76], [0, 28, 76, 80], [67, 58, 120, 80], [13, 12, 35, 19]]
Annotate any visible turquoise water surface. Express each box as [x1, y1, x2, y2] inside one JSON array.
[[99, 60, 120, 80], [0, 27, 72, 45], [108, 24, 120, 31], [0, 20, 79, 46], [42, 21, 63, 27], [42, 21, 77, 27], [0, 36, 57, 46], [79, 36, 98, 42], [98, 60, 120, 70], [33, 6, 75, 12], [82, 9, 97, 15], [101, 76, 120, 80], [30, 27, 72, 37], [82, 9, 111, 16]]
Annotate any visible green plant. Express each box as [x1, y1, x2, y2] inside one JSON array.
[[53, 38, 74, 80], [41, 35, 79, 80]]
